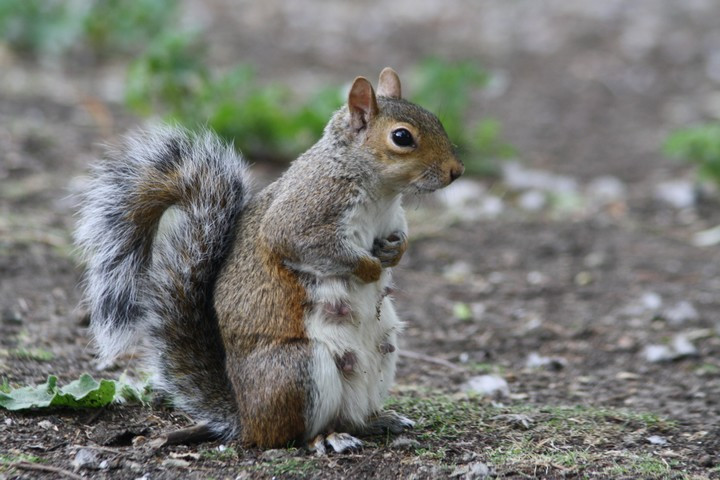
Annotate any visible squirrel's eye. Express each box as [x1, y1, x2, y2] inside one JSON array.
[[391, 128, 415, 148]]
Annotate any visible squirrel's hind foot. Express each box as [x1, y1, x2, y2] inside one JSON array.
[[309, 432, 363, 455], [358, 410, 415, 436]]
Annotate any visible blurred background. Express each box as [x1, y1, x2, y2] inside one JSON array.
[[2, 0, 720, 476]]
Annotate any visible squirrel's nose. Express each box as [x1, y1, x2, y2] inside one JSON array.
[[449, 164, 464, 183]]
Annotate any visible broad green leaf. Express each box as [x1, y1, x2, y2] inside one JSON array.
[[54, 374, 116, 408], [0, 375, 58, 410], [0, 374, 117, 411]]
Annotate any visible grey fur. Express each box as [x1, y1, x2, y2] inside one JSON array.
[[75, 126, 250, 438]]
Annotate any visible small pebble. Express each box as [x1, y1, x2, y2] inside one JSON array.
[[643, 345, 674, 363], [2, 309, 22, 324], [641, 292, 663, 311], [663, 301, 699, 325], [647, 435, 668, 446], [583, 251, 606, 269], [450, 461, 492, 479], [443, 261, 474, 283], [654, 180, 695, 209], [671, 334, 698, 358], [502, 162, 578, 193], [587, 175, 626, 203], [693, 225, 720, 247], [526, 271, 547, 286], [462, 375, 510, 397], [162, 458, 190, 468], [72, 449, 97, 470], [438, 178, 486, 210], [480, 196, 504, 218], [526, 352, 567, 371], [390, 436, 421, 450], [518, 190, 546, 211], [37, 420, 55, 431]]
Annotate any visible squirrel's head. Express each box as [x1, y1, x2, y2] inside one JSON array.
[[343, 67, 464, 194]]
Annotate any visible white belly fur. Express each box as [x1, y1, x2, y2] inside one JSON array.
[[305, 195, 406, 438]]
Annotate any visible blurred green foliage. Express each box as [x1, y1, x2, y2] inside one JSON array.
[[0, 0, 81, 56], [83, 0, 179, 57], [0, 0, 178, 58], [665, 124, 720, 185], [128, 43, 513, 170], [1, 2, 513, 172], [126, 34, 341, 160]]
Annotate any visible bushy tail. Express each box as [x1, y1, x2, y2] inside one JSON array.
[[76, 126, 250, 437]]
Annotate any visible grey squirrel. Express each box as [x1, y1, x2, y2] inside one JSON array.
[[75, 68, 463, 451]]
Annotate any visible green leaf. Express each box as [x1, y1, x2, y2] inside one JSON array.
[[0, 375, 58, 410], [54, 374, 116, 409], [0, 374, 117, 411], [453, 302, 473, 321], [115, 373, 153, 405], [664, 124, 720, 186]]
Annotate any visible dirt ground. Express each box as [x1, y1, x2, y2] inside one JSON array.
[[2, 1, 720, 478]]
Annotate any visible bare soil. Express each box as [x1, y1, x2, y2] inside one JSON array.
[[2, 1, 720, 478]]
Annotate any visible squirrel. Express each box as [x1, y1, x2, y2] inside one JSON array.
[[75, 67, 463, 452]]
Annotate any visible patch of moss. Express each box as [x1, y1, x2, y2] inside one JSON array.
[[385, 390, 687, 478]]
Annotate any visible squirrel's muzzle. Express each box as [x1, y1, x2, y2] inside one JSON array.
[[444, 155, 465, 186], [449, 163, 464, 183]]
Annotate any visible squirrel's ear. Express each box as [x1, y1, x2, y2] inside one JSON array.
[[377, 67, 402, 99], [348, 76, 378, 131]]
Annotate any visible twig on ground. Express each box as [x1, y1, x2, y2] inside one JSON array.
[[71, 444, 126, 454], [82, 407, 106, 425], [9, 462, 84, 480], [344, 449, 379, 477], [398, 349, 468, 372], [148, 423, 217, 449]]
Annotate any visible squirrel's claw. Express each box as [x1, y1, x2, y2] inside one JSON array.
[[325, 432, 363, 453], [372, 231, 408, 268], [309, 434, 327, 455], [309, 432, 363, 455]]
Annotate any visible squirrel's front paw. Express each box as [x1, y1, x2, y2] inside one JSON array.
[[372, 231, 408, 268]]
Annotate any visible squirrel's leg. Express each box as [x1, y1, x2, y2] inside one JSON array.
[[227, 341, 313, 448]]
